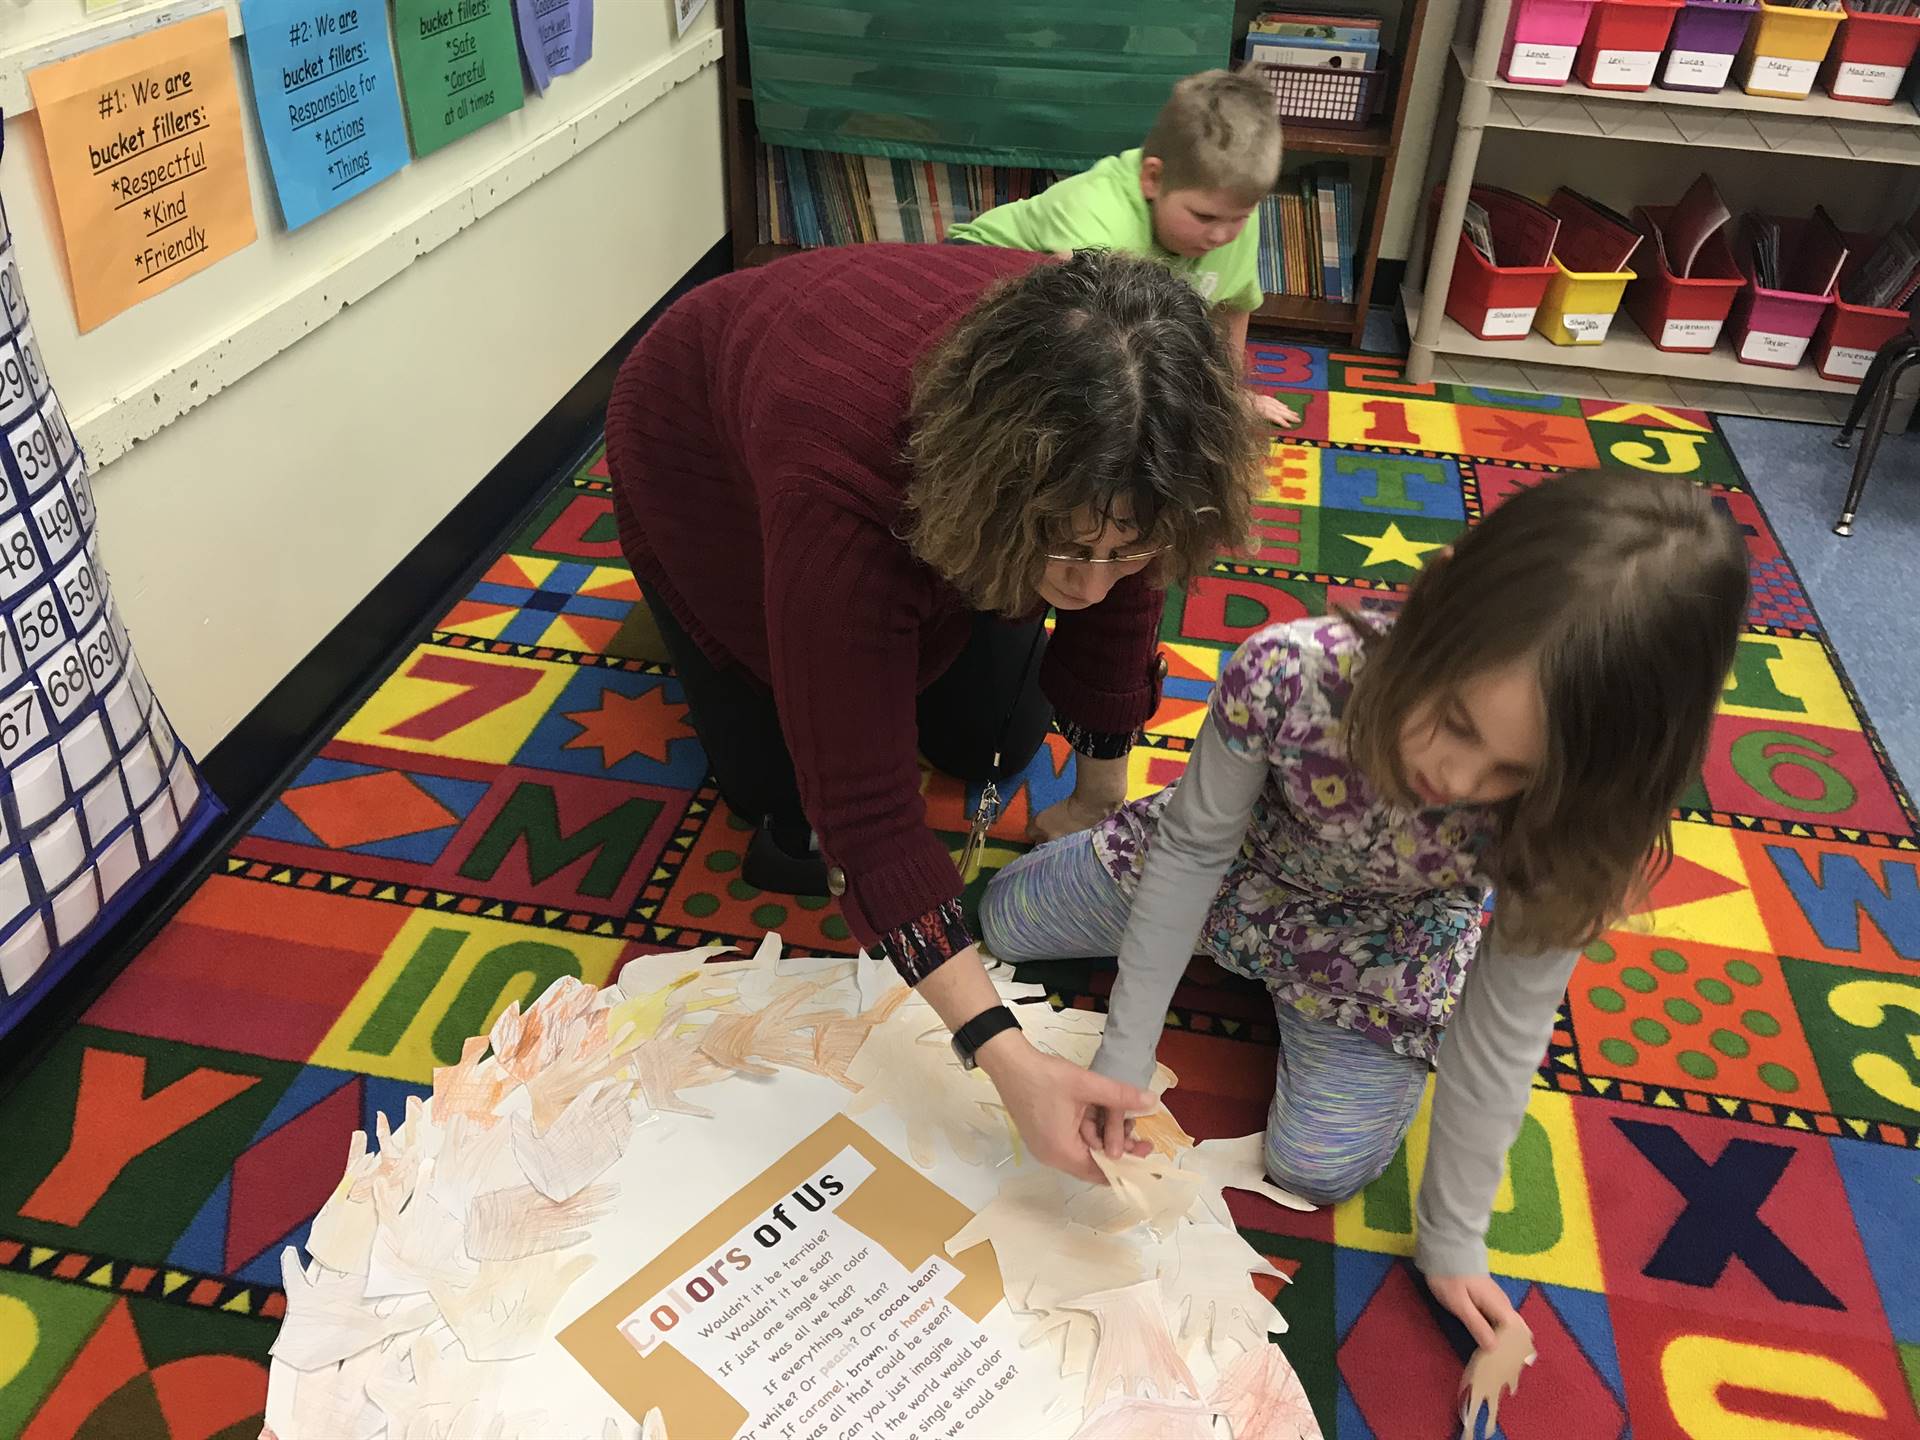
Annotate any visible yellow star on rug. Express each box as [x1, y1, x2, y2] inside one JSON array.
[[1343, 521, 1444, 569]]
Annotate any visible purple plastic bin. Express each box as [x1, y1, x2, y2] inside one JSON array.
[[1661, 0, 1760, 90], [1502, 0, 1599, 83]]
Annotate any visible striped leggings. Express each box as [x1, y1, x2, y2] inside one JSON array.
[[980, 834, 1429, 1204]]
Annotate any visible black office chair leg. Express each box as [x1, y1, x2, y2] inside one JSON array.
[[1835, 347, 1920, 535], [1835, 337, 1916, 449]]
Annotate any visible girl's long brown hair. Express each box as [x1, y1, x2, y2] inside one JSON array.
[[1342, 470, 1750, 951], [903, 251, 1260, 614]]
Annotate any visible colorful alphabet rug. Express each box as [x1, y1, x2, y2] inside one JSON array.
[[0, 342, 1915, 1438]]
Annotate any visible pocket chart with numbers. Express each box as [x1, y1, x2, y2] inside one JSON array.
[[0, 162, 220, 1039]]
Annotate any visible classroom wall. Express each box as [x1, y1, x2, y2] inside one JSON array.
[[0, 2, 727, 753]]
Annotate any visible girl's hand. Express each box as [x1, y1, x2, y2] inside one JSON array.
[[979, 1038, 1153, 1184], [1426, 1272, 1520, 1350], [1079, 1106, 1152, 1162]]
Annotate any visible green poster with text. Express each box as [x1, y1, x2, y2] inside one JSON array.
[[394, 0, 524, 156]]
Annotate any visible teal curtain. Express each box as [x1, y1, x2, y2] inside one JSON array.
[[746, 1, 1240, 171]]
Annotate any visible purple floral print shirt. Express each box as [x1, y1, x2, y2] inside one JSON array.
[[1091, 617, 1498, 1059]]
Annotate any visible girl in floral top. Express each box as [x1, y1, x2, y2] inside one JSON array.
[[979, 469, 1748, 1348]]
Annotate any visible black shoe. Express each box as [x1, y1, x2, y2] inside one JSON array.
[[742, 823, 830, 897]]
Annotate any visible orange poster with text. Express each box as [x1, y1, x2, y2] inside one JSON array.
[[27, 12, 255, 332]]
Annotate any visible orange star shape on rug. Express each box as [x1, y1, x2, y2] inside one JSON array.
[[562, 687, 690, 768]]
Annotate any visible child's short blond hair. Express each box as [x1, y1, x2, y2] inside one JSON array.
[[1142, 69, 1283, 202]]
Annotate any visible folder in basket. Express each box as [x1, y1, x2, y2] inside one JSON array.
[[1661, 174, 1732, 281], [1469, 186, 1562, 269], [1547, 188, 1644, 274]]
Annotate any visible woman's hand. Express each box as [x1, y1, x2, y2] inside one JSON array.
[[978, 1034, 1153, 1183], [1079, 1105, 1153, 1164], [1028, 791, 1120, 844], [1029, 754, 1128, 843], [1249, 391, 1302, 428], [1426, 1272, 1520, 1350]]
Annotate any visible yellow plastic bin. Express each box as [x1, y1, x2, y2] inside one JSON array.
[[1740, 0, 1846, 97], [1535, 257, 1637, 344]]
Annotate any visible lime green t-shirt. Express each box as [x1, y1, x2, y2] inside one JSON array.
[[950, 148, 1263, 312]]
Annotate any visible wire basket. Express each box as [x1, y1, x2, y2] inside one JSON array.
[[1250, 55, 1392, 129]]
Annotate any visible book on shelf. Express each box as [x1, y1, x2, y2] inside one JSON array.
[[1245, 9, 1382, 68], [755, 143, 1064, 248], [1256, 166, 1358, 307]]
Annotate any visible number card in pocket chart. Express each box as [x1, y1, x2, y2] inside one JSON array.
[[0, 173, 221, 1040], [239, 0, 413, 229], [26, 12, 256, 333], [394, 0, 525, 157]]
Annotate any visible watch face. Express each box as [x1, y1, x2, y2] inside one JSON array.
[[950, 1033, 977, 1071]]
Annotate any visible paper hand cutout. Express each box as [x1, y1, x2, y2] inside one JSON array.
[[306, 1129, 381, 1276], [465, 1182, 616, 1262], [1084, 1150, 1205, 1240], [1177, 1135, 1317, 1229], [846, 999, 1008, 1169], [1065, 1279, 1200, 1412], [1210, 1342, 1324, 1440], [272, 1248, 435, 1371], [627, 1003, 733, 1117], [1459, 1315, 1536, 1439], [432, 1253, 596, 1362], [511, 1081, 631, 1202], [1157, 1223, 1290, 1353]]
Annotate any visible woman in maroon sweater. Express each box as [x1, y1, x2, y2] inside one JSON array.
[[607, 244, 1257, 1176]]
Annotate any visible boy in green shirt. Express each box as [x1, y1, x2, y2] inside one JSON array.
[[952, 69, 1298, 427]]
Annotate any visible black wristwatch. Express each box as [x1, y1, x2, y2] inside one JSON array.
[[950, 1005, 1022, 1071]]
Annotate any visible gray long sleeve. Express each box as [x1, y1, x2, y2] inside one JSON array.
[[1089, 715, 1582, 1280], [1415, 928, 1578, 1276], [1090, 717, 1266, 1090]]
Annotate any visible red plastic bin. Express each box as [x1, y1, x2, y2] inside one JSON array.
[[1579, 0, 1686, 88], [1729, 216, 1839, 369], [1428, 185, 1561, 340], [1813, 226, 1917, 380], [1823, 2, 1920, 102], [1624, 206, 1746, 351]]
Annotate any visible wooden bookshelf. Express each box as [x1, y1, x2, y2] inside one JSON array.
[[718, 0, 1425, 345], [1254, 293, 1359, 328]]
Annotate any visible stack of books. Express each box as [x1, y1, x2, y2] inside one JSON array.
[[1243, 10, 1384, 70], [1256, 168, 1357, 304], [755, 143, 1063, 247]]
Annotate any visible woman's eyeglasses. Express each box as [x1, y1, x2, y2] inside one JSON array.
[[1040, 545, 1168, 566]]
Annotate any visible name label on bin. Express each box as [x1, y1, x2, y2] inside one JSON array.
[[1834, 61, 1906, 100], [1561, 311, 1615, 342], [1593, 48, 1659, 86], [1662, 317, 1723, 349], [1741, 329, 1809, 366], [1747, 54, 1819, 95], [1663, 48, 1735, 90], [1506, 42, 1576, 82], [1825, 344, 1877, 380], [1482, 306, 1537, 338]]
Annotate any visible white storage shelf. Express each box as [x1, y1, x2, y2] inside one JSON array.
[[1407, 0, 1919, 419], [1403, 286, 1860, 422]]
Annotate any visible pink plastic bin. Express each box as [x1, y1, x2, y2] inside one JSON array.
[[1729, 216, 1838, 369], [1501, 0, 1600, 83]]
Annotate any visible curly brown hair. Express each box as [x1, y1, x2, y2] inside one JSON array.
[[1341, 470, 1750, 951], [902, 251, 1261, 615]]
